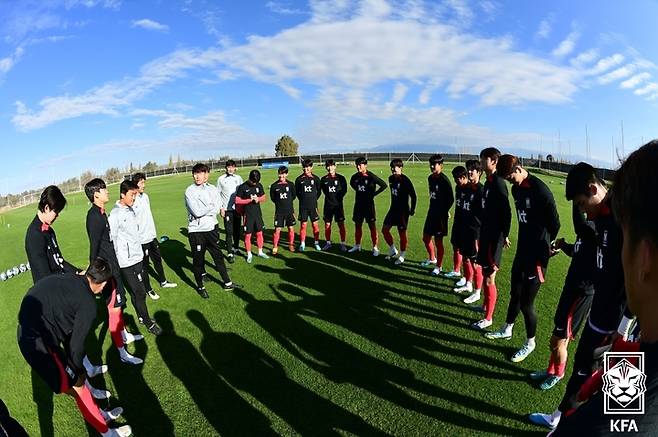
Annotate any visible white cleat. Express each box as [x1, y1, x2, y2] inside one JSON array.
[[347, 245, 361, 253], [340, 243, 347, 252], [463, 291, 481, 304], [385, 247, 398, 260], [160, 281, 178, 288], [430, 267, 442, 276], [443, 270, 461, 279], [322, 242, 332, 251], [102, 424, 133, 437], [471, 319, 492, 330], [453, 282, 473, 294], [83, 356, 107, 378], [147, 290, 160, 300], [119, 348, 144, 365], [86, 381, 111, 400], [122, 330, 144, 345], [511, 343, 536, 363], [454, 277, 467, 287], [257, 252, 269, 259], [246, 253, 253, 263], [394, 256, 405, 265], [101, 407, 124, 424], [372, 247, 380, 257], [528, 412, 560, 430], [420, 259, 437, 267]]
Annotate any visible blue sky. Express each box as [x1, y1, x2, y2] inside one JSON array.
[[1, 0, 658, 195]]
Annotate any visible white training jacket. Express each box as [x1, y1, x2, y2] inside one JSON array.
[[185, 183, 221, 233], [133, 192, 157, 244], [217, 173, 243, 211], [108, 201, 144, 268]]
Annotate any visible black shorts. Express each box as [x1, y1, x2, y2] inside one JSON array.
[[298, 207, 319, 222], [243, 213, 265, 234], [455, 230, 479, 260], [511, 259, 546, 285], [476, 233, 505, 275], [383, 209, 409, 230], [274, 213, 296, 228], [353, 201, 376, 224], [553, 288, 594, 339], [423, 211, 448, 237], [323, 204, 345, 223], [17, 326, 76, 394]]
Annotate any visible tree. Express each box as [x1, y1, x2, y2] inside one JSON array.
[[274, 135, 299, 157], [142, 161, 158, 173], [80, 170, 95, 186], [105, 167, 121, 182]]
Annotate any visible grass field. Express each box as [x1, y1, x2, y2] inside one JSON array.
[[0, 162, 576, 436]]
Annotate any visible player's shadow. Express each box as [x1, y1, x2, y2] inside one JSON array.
[[105, 315, 174, 437], [233, 288, 532, 434], [154, 311, 275, 436], [31, 369, 54, 437], [159, 237, 197, 289], [187, 309, 388, 436]]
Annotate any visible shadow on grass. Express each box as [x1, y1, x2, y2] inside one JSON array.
[[154, 310, 275, 436], [187, 309, 387, 436]]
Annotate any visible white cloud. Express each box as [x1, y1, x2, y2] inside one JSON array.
[[479, 0, 499, 16], [536, 16, 553, 39], [621, 72, 651, 89], [587, 53, 625, 76], [131, 18, 169, 32], [266, 1, 306, 15], [570, 49, 599, 67], [634, 82, 658, 96], [597, 65, 635, 85], [0, 46, 24, 75], [552, 30, 580, 57]]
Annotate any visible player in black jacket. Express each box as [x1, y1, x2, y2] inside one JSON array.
[[348, 157, 387, 256], [320, 159, 348, 251], [295, 159, 322, 251], [485, 155, 561, 364], [236, 169, 268, 263], [421, 154, 454, 275], [551, 141, 658, 436], [448, 166, 467, 279], [531, 162, 629, 430], [381, 159, 417, 265], [528, 204, 596, 391], [84, 179, 144, 365], [17, 259, 131, 437], [473, 147, 512, 331], [270, 166, 296, 255]]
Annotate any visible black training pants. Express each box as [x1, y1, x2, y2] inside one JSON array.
[[188, 226, 231, 288], [120, 261, 153, 325], [505, 269, 542, 339], [224, 210, 241, 253], [141, 239, 166, 291]]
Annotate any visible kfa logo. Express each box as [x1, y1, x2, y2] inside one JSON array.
[[517, 209, 528, 224], [304, 186, 312, 193], [328, 186, 337, 193], [603, 351, 646, 432]]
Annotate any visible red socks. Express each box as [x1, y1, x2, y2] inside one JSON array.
[[369, 225, 378, 246], [453, 248, 462, 272], [107, 287, 124, 348], [300, 223, 307, 244], [484, 282, 497, 321], [474, 265, 483, 290], [75, 385, 109, 433], [399, 230, 408, 251], [423, 234, 435, 260], [288, 229, 295, 246], [325, 223, 332, 241], [464, 260, 474, 282], [312, 222, 320, 241], [436, 238, 445, 266], [244, 233, 252, 252], [273, 229, 281, 248], [338, 222, 346, 241], [382, 226, 394, 246], [256, 231, 264, 249]]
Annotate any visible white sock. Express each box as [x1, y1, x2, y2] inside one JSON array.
[[118, 346, 130, 358], [83, 355, 94, 373], [340, 241, 345, 245], [389, 244, 397, 251], [258, 249, 264, 255], [399, 250, 406, 258], [503, 323, 514, 335], [527, 337, 536, 348], [315, 240, 320, 245], [225, 281, 232, 286], [466, 281, 472, 288], [550, 409, 562, 423], [473, 289, 481, 295]]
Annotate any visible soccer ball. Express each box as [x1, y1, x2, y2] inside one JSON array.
[[0, 272, 6, 281], [6, 269, 13, 279], [19, 264, 27, 273], [12, 266, 19, 276]]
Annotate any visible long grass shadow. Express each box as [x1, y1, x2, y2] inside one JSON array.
[[187, 310, 388, 436], [154, 311, 275, 436]]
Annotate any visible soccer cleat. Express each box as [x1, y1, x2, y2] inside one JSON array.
[[86, 381, 111, 400], [340, 243, 347, 252], [119, 349, 143, 365], [160, 281, 178, 288], [201, 272, 209, 282], [386, 247, 398, 259], [540, 375, 563, 390], [147, 290, 160, 300], [394, 256, 405, 265], [83, 356, 107, 378], [454, 277, 467, 287], [246, 253, 253, 263], [222, 282, 235, 290], [322, 242, 332, 251], [299, 244, 306, 252], [348, 245, 361, 253], [197, 287, 209, 299], [528, 413, 559, 430], [511, 343, 536, 362], [430, 267, 442, 276], [101, 407, 124, 424], [122, 330, 143, 344], [484, 329, 512, 340], [372, 247, 380, 257], [471, 319, 492, 330], [529, 370, 549, 381], [147, 322, 163, 336], [101, 425, 133, 437], [443, 270, 461, 278], [272, 247, 279, 256], [257, 252, 269, 259], [314, 243, 322, 251], [227, 253, 235, 264], [453, 282, 473, 294], [463, 291, 481, 304], [420, 259, 437, 267]]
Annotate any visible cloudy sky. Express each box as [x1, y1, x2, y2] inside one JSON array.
[[1, 0, 658, 194]]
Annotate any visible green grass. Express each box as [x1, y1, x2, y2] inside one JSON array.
[[0, 162, 576, 436]]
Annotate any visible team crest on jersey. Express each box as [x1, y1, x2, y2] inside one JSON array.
[[435, 185, 438, 191], [603, 230, 609, 247], [286, 186, 289, 192], [256, 187, 260, 193], [311, 180, 314, 185], [334, 180, 338, 186], [525, 198, 531, 208]]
